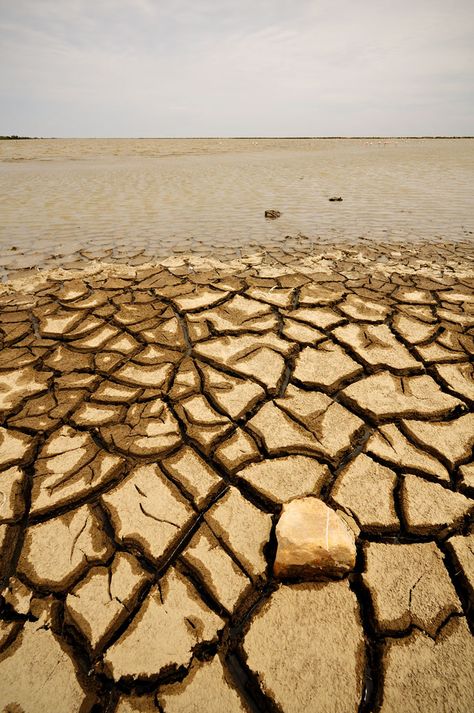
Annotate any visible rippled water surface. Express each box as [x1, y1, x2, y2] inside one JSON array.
[[0, 138, 473, 269]]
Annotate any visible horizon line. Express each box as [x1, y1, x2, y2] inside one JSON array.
[[1, 135, 474, 140]]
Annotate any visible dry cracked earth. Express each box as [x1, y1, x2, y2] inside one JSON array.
[[0, 243, 473, 713]]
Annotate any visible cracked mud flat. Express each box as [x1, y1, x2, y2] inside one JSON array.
[[0, 242, 473, 713]]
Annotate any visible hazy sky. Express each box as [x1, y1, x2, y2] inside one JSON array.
[[1, 0, 473, 137]]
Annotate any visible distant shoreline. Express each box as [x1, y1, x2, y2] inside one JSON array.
[[1, 135, 473, 141]]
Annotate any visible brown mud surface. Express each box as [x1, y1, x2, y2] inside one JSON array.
[[0, 241, 473, 712]]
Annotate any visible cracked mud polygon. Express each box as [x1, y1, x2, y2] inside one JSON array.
[[0, 242, 473, 713]]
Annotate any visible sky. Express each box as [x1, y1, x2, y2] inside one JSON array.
[[0, 0, 473, 137]]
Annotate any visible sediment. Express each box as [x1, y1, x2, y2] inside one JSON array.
[[0, 240, 473, 712]]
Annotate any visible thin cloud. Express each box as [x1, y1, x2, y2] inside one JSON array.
[[0, 0, 472, 136]]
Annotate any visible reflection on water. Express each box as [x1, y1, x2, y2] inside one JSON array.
[[0, 138, 473, 270]]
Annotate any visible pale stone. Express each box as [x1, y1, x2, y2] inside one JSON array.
[[293, 342, 363, 390], [446, 533, 474, 601], [274, 498, 356, 579], [158, 655, 249, 713], [365, 424, 449, 482], [181, 525, 251, 612], [243, 582, 364, 713], [65, 552, 151, 652], [237, 456, 329, 504], [0, 622, 90, 713], [331, 454, 398, 532], [102, 464, 195, 563], [18, 504, 113, 591], [0, 465, 25, 522], [204, 487, 272, 578], [402, 414, 474, 467], [401, 475, 474, 535], [0, 426, 34, 468], [103, 569, 224, 681], [333, 322, 421, 371], [380, 618, 474, 713], [162, 446, 222, 507], [342, 371, 462, 421], [363, 542, 461, 635]]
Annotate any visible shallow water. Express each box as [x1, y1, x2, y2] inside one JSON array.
[[0, 138, 473, 270]]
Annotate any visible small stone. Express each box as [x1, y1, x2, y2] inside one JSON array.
[[264, 209, 281, 219], [328, 196, 343, 201], [274, 498, 356, 579]]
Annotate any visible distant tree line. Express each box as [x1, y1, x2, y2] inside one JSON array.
[[0, 135, 34, 140]]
